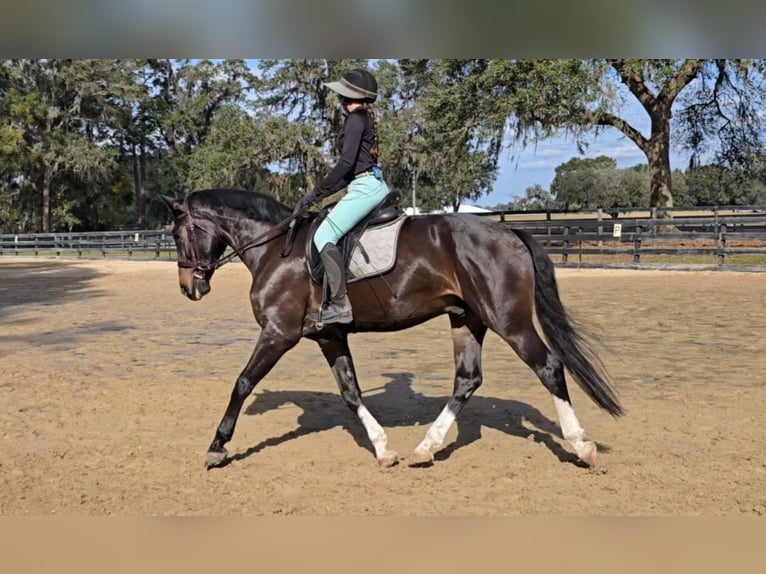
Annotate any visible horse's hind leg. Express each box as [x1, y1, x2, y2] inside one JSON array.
[[502, 323, 597, 466], [318, 334, 398, 468], [412, 311, 487, 465]]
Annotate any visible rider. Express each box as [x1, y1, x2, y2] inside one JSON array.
[[295, 68, 390, 325]]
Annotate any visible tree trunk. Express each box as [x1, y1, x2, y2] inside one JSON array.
[[647, 144, 674, 211], [647, 111, 674, 213], [42, 168, 52, 233], [132, 141, 147, 226], [132, 145, 140, 222], [42, 115, 53, 233], [139, 140, 147, 225]]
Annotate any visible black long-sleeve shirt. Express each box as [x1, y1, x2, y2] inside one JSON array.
[[312, 108, 377, 202]]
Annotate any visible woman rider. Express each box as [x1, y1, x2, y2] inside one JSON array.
[[295, 68, 390, 325]]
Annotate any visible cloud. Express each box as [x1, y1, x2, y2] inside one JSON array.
[[583, 142, 646, 163]]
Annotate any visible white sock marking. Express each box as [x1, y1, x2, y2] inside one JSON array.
[[357, 405, 389, 459], [415, 405, 456, 454], [552, 396, 593, 460]]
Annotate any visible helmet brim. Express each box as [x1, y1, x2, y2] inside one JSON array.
[[324, 80, 377, 101]]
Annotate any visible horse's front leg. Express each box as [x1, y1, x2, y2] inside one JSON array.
[[206, 329, 298, 468], [318, 334, 399, 468]]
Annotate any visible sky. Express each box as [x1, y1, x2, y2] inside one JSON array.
[[482, 115, 693, 208]]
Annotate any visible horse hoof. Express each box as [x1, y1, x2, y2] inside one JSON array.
[[409, 448, 434, 467], [205, 448, 228, 469], [377, 450, 399, 468], [577, 441, 597, 467]]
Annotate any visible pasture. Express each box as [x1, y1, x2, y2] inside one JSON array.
[[1, 258, 764, 515]]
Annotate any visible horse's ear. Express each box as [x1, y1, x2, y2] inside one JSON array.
[[161, 195, 185, 217]]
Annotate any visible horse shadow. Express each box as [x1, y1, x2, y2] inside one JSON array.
[[232, 372, 606, 467], [0, 261, 104, 318]]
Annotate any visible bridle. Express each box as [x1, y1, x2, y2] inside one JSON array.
[[175, 208, 215, 277], [175, 198, 301, 277]]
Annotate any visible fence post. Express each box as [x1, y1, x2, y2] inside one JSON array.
[[562, 226, 569, 264], [717, 224, 727, 266], [650, 207, 657, 234], [545, 209, 551, 248], [633, 227, 642, 264], [597, 208, 603, 247]]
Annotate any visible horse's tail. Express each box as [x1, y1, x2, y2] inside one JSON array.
[[511, 228, 624, 417]]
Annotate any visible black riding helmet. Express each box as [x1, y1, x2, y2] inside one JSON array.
[[324, 68, 378, 103]]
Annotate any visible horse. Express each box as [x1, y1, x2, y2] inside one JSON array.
[[162, 188, 623, 470]]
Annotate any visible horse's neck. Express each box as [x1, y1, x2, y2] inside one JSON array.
[[213, 207, 281, 266]]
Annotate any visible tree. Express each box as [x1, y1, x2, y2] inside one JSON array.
[[118, 60, 159, 227], [142, 59, 256, 195], [0, 59, 133, 232], [428, 59, 766, 211], [393, 60, 501, 212], [550, 156, 618, 209], [185, 105, 310, 196], [509, 184, 558, 211], [253, 59, 502, 212], [252, 59, 373, 205], [684, 164, 765, 206], [594, 60, 766, 211]]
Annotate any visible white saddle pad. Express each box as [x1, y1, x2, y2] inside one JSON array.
[[347, 215, 407, 283]]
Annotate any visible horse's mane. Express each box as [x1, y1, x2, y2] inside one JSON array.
[[188, 189, 292, 225]]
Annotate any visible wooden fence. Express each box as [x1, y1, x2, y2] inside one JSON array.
[[490, 206, 766, 270], [2, 206, 765, 271], [0, 230, 176, 260]]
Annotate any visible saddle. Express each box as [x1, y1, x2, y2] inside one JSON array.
[[303, 191, 405, 285]]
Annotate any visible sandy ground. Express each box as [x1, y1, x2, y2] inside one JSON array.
[[1, 257, 765, 516]]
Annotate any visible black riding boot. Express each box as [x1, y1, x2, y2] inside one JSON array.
[[311, 243, 353, 325]]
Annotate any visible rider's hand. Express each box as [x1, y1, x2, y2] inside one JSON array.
[[294, 189, 320, 216], [292, 199, 307, 217]]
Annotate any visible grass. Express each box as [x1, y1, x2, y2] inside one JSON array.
[[558, 253, 766, 266]]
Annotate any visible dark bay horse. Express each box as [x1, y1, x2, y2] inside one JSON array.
[[163, 189, 623, 469]]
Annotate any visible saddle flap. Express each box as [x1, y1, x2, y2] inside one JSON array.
[[305, 192, 405, 284]]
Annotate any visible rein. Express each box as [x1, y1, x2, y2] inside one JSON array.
[[212, 215, 298, 269], [177, 200, 300, 274]]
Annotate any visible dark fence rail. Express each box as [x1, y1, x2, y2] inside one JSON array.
[[2, 206, 766, 270], [0, 230, 177, 259], [489, 206, 766, 270]]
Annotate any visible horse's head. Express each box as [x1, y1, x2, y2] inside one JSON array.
[[162, 195, 227, 301]]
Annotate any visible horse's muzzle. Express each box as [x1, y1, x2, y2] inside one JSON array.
[[179, 269, 211, 301]]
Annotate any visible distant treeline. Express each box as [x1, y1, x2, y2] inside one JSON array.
[[2, 59, 765, 233]]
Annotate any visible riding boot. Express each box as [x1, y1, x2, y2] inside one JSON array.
[[310, 243, 353, 324]]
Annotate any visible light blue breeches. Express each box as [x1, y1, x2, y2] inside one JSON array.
[[312, 174, 390, 252]]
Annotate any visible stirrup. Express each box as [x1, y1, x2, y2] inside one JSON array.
[[308, 297, 353, 326]]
